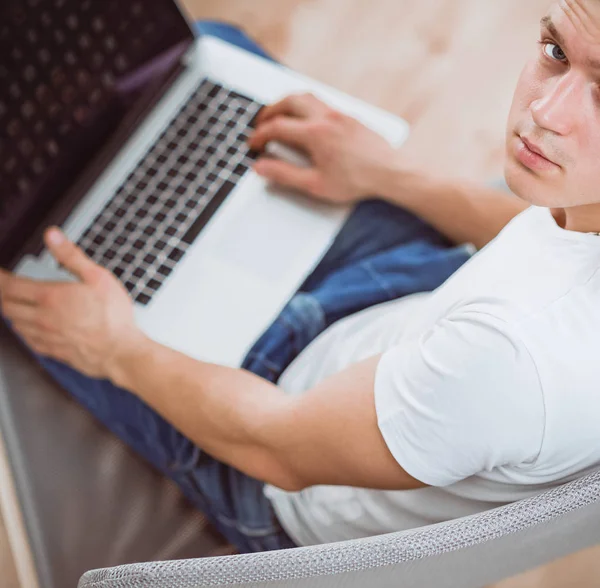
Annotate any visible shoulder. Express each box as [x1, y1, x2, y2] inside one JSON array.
[[379, 305, 539, 391], [374, 307, 545, 486]]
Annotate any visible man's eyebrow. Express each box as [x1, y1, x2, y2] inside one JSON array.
[[540, 16, 566, 47], [540, 15, 600, 70]]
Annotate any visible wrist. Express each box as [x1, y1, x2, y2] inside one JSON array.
[[105, 330, 153, 391], [360, 151, 419, 202], [373, 159, 439, 208]]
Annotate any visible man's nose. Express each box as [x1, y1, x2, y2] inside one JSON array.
[[530, 71, 584, 136]]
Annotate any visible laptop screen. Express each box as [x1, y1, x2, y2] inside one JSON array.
[[0, 0, 194, 267]]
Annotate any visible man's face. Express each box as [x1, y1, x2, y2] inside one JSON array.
[[505, 0, 600, 208]]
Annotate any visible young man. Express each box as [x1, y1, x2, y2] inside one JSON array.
[[2, 0, 600, 552]]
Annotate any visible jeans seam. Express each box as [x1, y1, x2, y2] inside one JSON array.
[[243, 351, 282, 373], [361, 259, 399, 299]]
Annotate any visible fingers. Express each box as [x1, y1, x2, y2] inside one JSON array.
[[7, 306, 69, 358], [0, 300, 40, 325], [13, 323, 62, 344], [15, 332, 52, 356], [0, 269, 45, 305], [253, 158, 320, 196], [255, 93, 329, 127], [249, 117, 312, 153], [44, 227, 102, 283], [14, 327, 66, 358], [2, 293, 63, 338]]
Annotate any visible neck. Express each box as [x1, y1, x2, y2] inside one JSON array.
[[551, 203, 600, 234]]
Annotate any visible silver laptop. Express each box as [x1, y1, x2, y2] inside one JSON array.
[[2, 0, 409, 368]]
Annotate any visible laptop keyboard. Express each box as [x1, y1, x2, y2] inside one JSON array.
[[76, 79, 263, 306]]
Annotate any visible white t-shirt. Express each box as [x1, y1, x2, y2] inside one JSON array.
[[265, 205, 600, 547]]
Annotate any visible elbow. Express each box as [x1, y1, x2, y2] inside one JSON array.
[[267, 469, 310, 493], [263, 461, 310, 493], [277, 476, 309, 493]]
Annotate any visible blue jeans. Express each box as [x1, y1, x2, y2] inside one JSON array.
[[242, 201, 471, 381], [8, 22, 473, 553]]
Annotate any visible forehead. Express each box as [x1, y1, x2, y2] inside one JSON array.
[[546, 0, 600, 45], [545, 1, 600, 68]]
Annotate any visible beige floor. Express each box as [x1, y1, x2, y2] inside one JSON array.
[[2, 1, 599, 586]]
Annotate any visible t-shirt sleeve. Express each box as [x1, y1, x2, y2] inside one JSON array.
[[374, 309, 545, 487]]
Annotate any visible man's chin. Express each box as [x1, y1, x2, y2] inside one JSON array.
[[503, 157, 562, 208]]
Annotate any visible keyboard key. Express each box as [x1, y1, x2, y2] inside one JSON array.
[[233, 163, 247, 176], [168, 248, 184, 262], [136, 293, 151, 305], [182, 180, 236, 246]]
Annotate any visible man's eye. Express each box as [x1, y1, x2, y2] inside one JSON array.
[[543, 42, 567, 62]]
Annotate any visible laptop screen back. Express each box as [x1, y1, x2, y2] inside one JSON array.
[[0, 0, 194, 267]]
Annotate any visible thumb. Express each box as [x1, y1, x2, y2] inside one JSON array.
[[0, 268, 10, 298], [45, 227, 101, 283], [254, 158, 320, 197]]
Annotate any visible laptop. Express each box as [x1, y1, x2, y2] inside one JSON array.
[[1, 0, 409, 368]]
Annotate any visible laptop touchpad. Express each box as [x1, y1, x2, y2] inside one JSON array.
[[210, 188, 339, 284]]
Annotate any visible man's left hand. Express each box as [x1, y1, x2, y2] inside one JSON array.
[[0, 228, 144, 379]]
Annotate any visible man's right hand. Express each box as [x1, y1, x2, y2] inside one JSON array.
[[248, 93, 401, 204]]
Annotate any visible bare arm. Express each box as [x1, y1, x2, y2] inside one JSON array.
[[0, 230, 425, 493], [109, 345, 425, 492], [249, 93, 528, 251], [371, 167, 529, 250]]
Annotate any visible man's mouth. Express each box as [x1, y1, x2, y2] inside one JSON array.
[[515, 135, 560, 172]]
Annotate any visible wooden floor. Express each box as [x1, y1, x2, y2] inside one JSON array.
[[3, 1, 600, 586], [184, 0, 548, 182]]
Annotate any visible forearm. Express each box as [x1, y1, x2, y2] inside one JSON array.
[[108, 344, 426, 492], [371, 164, 529, 250], [108, 336, 300, 490]]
